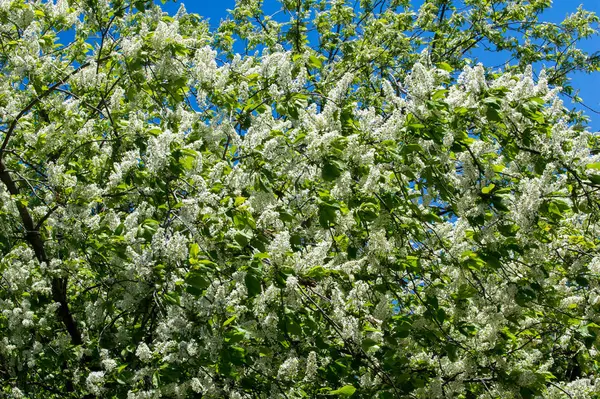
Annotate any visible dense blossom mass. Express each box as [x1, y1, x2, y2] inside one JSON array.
[[0, 0, 599, 398]]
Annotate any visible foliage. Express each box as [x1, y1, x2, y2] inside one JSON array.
[[0, 0, 599, 398]]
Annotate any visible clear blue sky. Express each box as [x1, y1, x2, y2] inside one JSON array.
[[160, 0, 599, 130]]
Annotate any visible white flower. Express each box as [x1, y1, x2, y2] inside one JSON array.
[[11, 387, 25, 398], [277, 356, 299, 381], [102, 358, 117, 372], [268, 231, 291, 264], [304, 351, 318, 381], [136, 343, 153, 362], [86, 371, 105, 395], [145, 130, 178, 172], [262, 312, 279, 340], [190, 377, 203, 393], [194, 46, 218, 84], [121, 37, 143, 58], [151, 21, 181, 51]]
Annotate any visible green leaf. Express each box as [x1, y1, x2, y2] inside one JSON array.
[[223, 315, 236, 327], [139, 219, 160, 240], [306, 265, 328, 280], [308, 55, 322, 69], [437, 62, 453, 72], [286, 317, 302, 336], [454, 106, 469, 115], [163, 292, 180, 306], [245, 270, 262, 297], [357, 201, 380, 222], [180, 155, 195, 170], [147, 127, 161, 136], [401, 143, 422, 154], [189, 243, 200, 259], [185, 271, 210, 295], [548, 201, 562, 217], [481, 183, 495, 194], [432, 89, 448, 101], [196, 259, 219, 268], [330, 385, 356, 396], [586, 163, 600, 170], [486, 106, 502, 122], [234, 196, 247, 206], [322, 159, 344, 181], [319, 203, 338, 228], [588, 174, 600, 185], [234, 231, 251, 247], [114, 223, 125, 236], [361, 338, 379, 351]]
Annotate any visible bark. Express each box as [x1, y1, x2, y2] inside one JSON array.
[[0, 160, 82, 346]]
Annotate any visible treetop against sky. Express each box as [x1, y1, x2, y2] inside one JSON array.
[[161, 0, 600, 131]]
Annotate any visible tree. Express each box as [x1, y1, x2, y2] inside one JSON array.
[[0, 0, 599, 397]]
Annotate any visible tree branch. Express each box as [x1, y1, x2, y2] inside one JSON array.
[[0, 55, 112, 159], [0, 159, 82, 345]]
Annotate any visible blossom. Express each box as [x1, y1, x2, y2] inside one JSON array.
[[136, 343, 153, 362], [304, 351, 318, 381], [86, 371, 105, 395], [277, 356, 300, 381]]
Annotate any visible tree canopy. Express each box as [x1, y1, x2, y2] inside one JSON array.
[[0, 0, 600, 398]]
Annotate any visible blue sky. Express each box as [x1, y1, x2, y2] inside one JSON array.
[[160, 0, 599, 130]]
